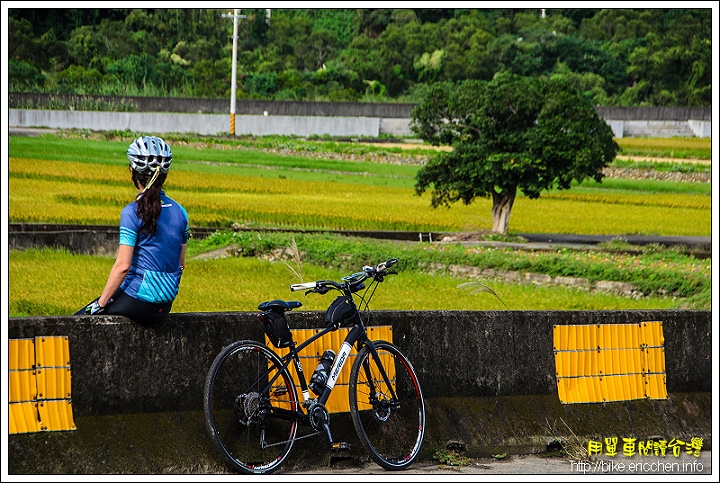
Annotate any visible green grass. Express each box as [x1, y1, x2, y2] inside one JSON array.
[[189, 231, 710, 299], [575, 177, 710, 195], [9, 244, 689, 318], [609, 158, 710, 175], [11, 230, 706, 317]]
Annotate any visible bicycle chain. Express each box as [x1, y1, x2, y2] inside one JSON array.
[[262, 428, 325, 448]]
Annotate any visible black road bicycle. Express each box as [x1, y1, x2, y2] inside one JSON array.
[[203, 258, 425, 474]]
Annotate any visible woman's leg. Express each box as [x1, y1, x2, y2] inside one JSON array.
[[106, 289, 173, 324]]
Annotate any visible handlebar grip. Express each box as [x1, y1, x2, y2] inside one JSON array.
[[377, 258, 399, 272], [290, 282, 316, 292]]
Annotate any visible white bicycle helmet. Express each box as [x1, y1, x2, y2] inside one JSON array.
[[127, 136, 173, 174]]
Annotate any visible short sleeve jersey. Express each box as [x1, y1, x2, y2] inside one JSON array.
[[118, 192, 189, 303]]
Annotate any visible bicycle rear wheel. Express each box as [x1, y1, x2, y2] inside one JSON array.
[[349, 340, 425, 470], [203, 340, 298, 474]]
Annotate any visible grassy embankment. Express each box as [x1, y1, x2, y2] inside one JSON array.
[[8, 133, 712, 315]]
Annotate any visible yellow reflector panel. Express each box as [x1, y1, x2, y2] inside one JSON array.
[[9, 339, 35, 371], [36, 367, 73, 400], [36, 336, 71, 368], [9, 402, 41, 434], [644, 374, 669, 399], [554, 322, 667, 404], [9, 336, 76, 434], [9, 370, 37, 403], [37, 400, 77, 431], [269, 326, 393, 413], [644, 347, 666, 373]]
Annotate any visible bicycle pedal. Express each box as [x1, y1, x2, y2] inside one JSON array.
[[331, 442, 351, 451]]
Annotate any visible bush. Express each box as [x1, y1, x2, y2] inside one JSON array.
[[8, 60, 45, 91], [54, 65, 104, 94], [244, 71, 280, 97]]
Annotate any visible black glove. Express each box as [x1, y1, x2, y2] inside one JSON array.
[[85, 299, 107, 315]]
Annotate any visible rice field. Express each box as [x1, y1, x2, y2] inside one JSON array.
[[615, 137, 711, 159], [7, 134, 712, 316], [8, 157, 711, 236]]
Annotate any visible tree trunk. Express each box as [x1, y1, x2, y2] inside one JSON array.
[[491, 187, 517, 234]]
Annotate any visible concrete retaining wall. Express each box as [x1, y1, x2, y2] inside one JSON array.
[[8, 310, 711, 415], [12, 94, 711, 121], [8, 109, 382, 138], [9, 107, 711, 138], [593, 106, 712, 121], [6, 223, 443, 256], [10, 93, 417, 118], [615, 120, 704, 138], [7, 310, 712, 473]]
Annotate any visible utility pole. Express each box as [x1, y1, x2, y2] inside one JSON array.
[[222, 9, 246, 136]]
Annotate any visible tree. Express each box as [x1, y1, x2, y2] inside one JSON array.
[[7, 8, 711, 105], [412, 73, 619, 234]]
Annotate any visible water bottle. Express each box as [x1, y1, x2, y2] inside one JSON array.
[[309, 350, 336, 396]]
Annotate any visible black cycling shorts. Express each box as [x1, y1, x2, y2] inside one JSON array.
[[106, 289, 173, 325]]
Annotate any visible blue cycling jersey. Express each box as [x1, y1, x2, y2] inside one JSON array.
[[118, 191, 189, 304]]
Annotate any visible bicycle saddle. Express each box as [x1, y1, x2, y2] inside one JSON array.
[[258, 299, 303, 311]]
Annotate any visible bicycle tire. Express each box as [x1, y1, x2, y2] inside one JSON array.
[[203, 340, 298, 474], [349, 340, 425, 470]]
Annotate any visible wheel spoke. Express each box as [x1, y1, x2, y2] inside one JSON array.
[[204, 341, 298, 474], [349, 342, 425, 470]]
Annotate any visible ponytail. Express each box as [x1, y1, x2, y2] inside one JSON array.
[[131, 169, 167, 234]]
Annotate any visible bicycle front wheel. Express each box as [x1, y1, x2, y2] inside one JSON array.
[[349, 340, 425, 470], [203, 340, 298, 474]]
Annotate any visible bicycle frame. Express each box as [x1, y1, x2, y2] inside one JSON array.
[[254, 312, 399, 433]]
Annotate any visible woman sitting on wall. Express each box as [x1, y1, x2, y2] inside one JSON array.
[[76, 135, 189, 324]]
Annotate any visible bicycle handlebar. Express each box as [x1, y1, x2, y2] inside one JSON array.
[[289, 258, 398, 293], [289, 281, 317, 292], [371, 257, 398, 273]]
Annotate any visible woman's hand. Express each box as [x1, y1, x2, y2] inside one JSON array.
[[85, 299, 107, 315]]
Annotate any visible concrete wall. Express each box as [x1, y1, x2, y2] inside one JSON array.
[[9, 106, 712, 138], [8, 310, 711, 417], [6, 223, 443, 256], [9, 109, 382, 138], [10, 93, 416, 118], [610, 120, 709, 139], [12, 94, 710, 121], [234, 114, 380, 137], [593, 106, 711, 121], [8, 310, 712, 473]]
